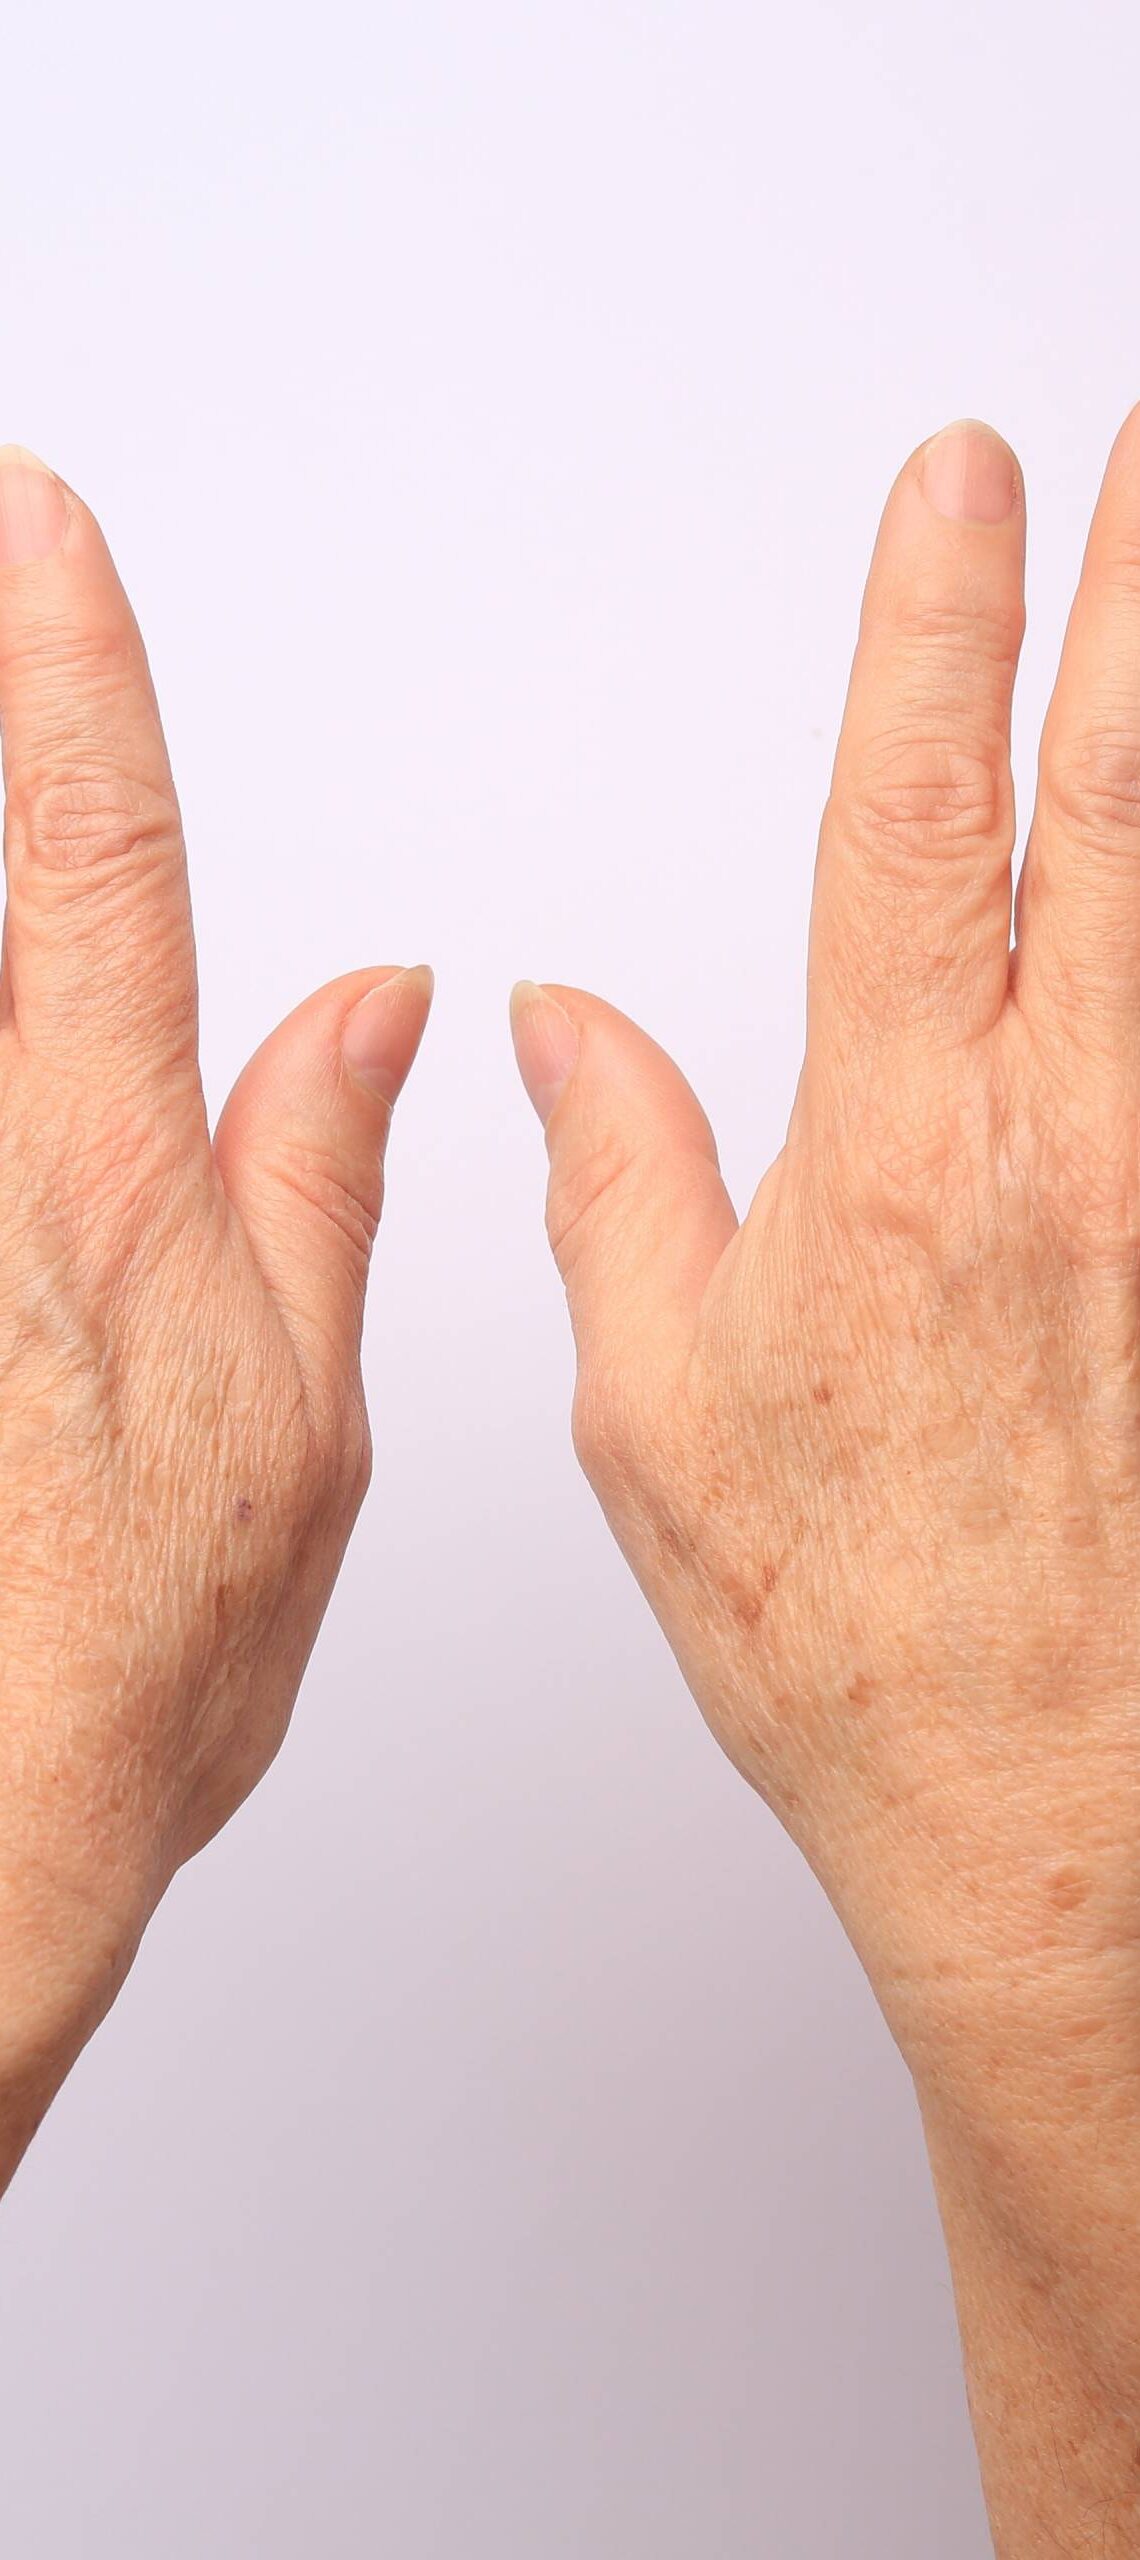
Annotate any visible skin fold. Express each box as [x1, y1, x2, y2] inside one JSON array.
[[0, 448, 433, 2189], [512, 411, 1140, 2551]]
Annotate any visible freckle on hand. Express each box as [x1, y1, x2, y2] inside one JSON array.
[[234, 1494, 254, 1524]]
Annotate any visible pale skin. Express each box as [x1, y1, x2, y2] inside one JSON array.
[[510, 411, 1140, 2551], [4, 415, 1140, 2554]]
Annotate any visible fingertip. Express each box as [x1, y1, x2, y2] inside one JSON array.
[[509, 979, 580, 1126], [1099, 400, 1140, 470], [0, 447, 70, 569], [341, 963, 435, 1104], [917, 419, 1022, 526]]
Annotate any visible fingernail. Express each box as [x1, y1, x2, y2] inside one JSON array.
[[342, 965, 434, 1103], [509, 981, 579, 1125], [0, 446, 68, 566], [921, 421, 1017, 525]]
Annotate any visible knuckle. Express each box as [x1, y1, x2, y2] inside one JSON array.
[[268, 1373, 351, 1526], [545, 1139, 630, 1283], [335, 1395, 374, 1517], [278, 1374, 371, 1537], [5, 763, 182, 885], [889, 590, 1021, 661], [570, 1357, 655, 1493], [1042, 726, 1140, 853], [273, 1137, 380, 1269], [1089, 529, 1140, 601], [834, 734, 1008, 864], [570, 1367, 614, 1480]]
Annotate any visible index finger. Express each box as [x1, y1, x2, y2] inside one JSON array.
[[0, 446, 200, 1095]]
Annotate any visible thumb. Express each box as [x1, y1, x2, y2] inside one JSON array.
[[510, 981, 736, 1386], [214, 965, 433, 1387]]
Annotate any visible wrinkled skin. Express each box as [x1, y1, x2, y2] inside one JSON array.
[[513, 413, 1140, 2549], [0, 449, 431, 2169], [606, 1024, 1140, 2057]]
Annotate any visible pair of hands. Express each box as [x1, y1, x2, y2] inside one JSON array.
[[3, 417, 1140, 2548]]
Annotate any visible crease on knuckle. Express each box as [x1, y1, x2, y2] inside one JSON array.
[[887, 592, 1022, 662], [835, 734, 1008, 863], [1043, 726, 1140, 853], [6, 765, 182, 884], [1090, 530, 1140, 600], [274, 1140, 380, 1269], [545, 1139, 631, 1283]]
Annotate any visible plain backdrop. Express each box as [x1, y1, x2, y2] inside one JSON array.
[[0, 1, 1133, 2549]]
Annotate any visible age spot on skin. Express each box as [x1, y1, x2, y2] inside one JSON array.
[[718, 1560, 777, 1635], [234, 1494, 254, 1524], [812, 1380, 834, 1406], [652, 1512, 690, 1574]]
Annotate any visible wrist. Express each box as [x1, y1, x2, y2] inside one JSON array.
[[922, 2097, 1140, 2556], [0, 1855, 146, 2192], [817, 1815, 1140, 2368], [902, 1940, 1140, 2420], [822, 1784, 1140, 2125]]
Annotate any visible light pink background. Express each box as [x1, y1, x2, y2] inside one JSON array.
[[0, 2, 1127, 2548]]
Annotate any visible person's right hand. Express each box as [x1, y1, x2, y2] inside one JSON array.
[[0, 448, 431, 2186], [512, 411, 1140, 2549]]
